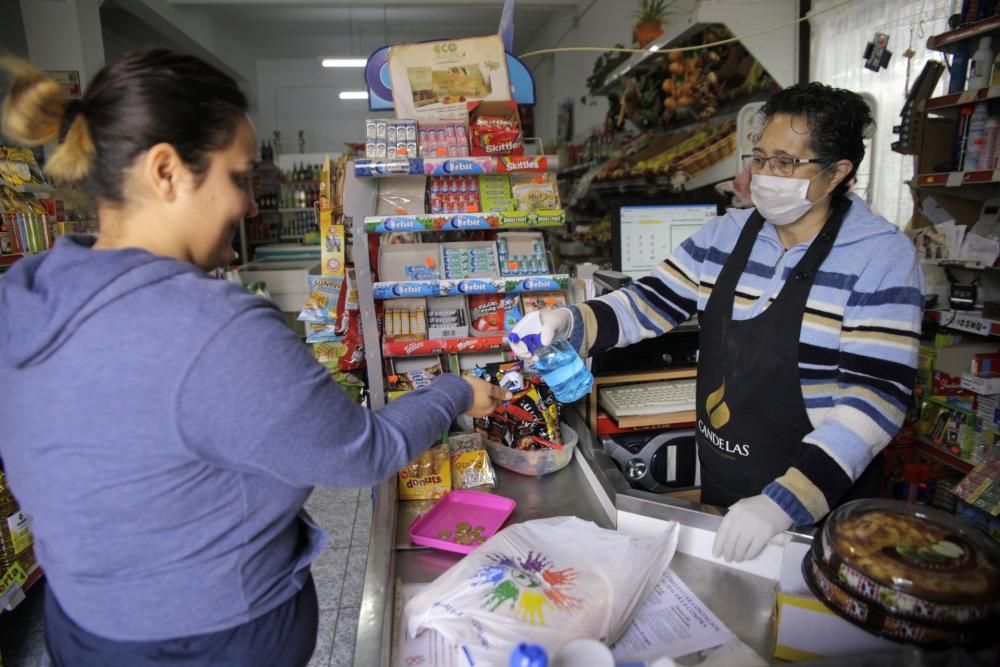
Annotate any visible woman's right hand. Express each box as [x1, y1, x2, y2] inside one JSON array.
[[463, 376, 512, 417]]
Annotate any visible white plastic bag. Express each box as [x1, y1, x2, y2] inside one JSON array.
[[405, 516, 679, 667]]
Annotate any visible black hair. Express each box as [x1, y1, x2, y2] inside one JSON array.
[[758, 82, 872, 199], [2, 47, 248, 205]]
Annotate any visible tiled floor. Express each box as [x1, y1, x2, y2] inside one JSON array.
[[0, 486, 371, 667]]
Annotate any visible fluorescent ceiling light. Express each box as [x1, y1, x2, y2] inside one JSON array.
[[322, 58, 367, 68], [339, 91, 369, 100]]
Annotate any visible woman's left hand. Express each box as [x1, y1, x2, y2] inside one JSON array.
[[712, 494, 793, 562]]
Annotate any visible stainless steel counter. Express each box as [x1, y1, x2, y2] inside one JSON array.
[[352, 408, 792, 667]]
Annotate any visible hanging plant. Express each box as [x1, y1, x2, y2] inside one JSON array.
[[632, 0, 679, 48]]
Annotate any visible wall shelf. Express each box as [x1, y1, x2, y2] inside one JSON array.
[[354, 155, 559, 178], [915, 437, 975, 473], [924, 84, 1000, 112], [382, 335, 506, 358], [925, 309, 1000, 337], [364, 210, 565, 233], [927, 14, 1000, 52], [372, 274, 570, 299]]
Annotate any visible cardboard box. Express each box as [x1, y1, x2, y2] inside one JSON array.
[[773, 542, 897, 661], [467, 100, 523, 156], [961, 373, 1000, 395], [378, 243, 441, 282]]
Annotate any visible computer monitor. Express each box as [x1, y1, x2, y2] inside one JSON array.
[[612, 200, 719, 280]]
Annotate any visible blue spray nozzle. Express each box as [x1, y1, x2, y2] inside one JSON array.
[[508, 332, 543, 355], [509, 642, 548, 667]]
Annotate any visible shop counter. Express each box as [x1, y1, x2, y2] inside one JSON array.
[[351, 408, 874, 667]]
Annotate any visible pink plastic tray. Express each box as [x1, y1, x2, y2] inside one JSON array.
[[408, 490, 517, 554]]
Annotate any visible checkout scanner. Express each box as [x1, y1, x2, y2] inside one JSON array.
[[591, 270, 701, 494]]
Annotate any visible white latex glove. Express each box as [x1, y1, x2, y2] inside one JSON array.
[[507, 308, 573, 360], [712, 494, 794, 563]]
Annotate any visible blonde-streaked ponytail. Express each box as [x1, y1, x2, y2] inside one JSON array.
[[0, 56, 94, 183]]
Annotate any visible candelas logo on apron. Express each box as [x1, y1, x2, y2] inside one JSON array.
[[705, 382, 730, 429], [698, 382, 750, 457]]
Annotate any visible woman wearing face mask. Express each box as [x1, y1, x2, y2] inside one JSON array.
[[0, 49, 509, 666], [510, 83, 923, 563]]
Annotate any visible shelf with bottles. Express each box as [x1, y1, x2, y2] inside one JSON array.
[[927, 12, 1000, 52], [926, 84, 1000, 112], [926, 308, 1000, 337], [354, 155, 559, 178], [364, 210, 566, 234], [915, 437, 976, 473]]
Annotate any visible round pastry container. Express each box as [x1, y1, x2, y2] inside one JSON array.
[[803, 499, 1000, 647]]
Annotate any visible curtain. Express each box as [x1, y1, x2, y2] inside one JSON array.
[[810, 0, 954, 227]]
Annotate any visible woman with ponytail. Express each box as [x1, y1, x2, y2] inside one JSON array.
[[0, 49, 506, 666]]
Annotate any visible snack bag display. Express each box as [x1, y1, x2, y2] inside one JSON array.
[[335, 267, 366, 371], [468, 101, 523, 156], [399, 443, 452, 501], [298, 274, 343, 324], [387, 360, 443, 392], [448, 432, 497, 490], [472, 361, 561, 450]]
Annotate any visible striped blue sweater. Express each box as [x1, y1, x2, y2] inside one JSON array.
[[570, 194, 924, 525]]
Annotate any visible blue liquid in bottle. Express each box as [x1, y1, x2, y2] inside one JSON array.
[[509, 334, 593, 404]]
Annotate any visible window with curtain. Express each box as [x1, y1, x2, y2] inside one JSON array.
[[810, 0, 954, 228]]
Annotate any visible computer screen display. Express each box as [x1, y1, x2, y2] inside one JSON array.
[[612, 201, 719, 280]]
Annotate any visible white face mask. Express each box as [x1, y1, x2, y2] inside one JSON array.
[[750, 171, 830, 226]]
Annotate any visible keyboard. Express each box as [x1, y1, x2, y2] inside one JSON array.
[[599, 379, 697, 419]]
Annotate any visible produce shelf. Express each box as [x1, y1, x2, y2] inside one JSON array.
[[0, 178, 53, 194], [354, 155, 559, 178], [372, 274, 570, 299], [927, 14, 1000, 52], [364, 210, 565, 233], [383, 335, 506, 358], [914, 437, 974, 473]]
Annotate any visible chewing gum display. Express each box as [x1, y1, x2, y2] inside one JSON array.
[[438, 241, 499, 280], [428, 176, 480, 214], [418, 121, 470, 158], [477, 174, 514, 213], [398, 443, 452, 500], [509, 173, 560, 211], [384, 301, 428, 343], [472, 361, 561, 451], [497, 232, 548, 276], [365, 118, 418, 160]]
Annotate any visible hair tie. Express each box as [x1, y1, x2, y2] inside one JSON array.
[[59, 99, 83, 143]]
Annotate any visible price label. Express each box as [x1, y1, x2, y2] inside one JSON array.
[[959, 91, 975, 104], [946, 171, 964, 187], [951, 314, 992, 336]]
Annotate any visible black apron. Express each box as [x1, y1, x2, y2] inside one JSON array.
[[695, 201, 883, 514]]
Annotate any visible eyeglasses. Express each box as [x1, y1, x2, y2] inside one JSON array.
[[741, 154, 827, 177]]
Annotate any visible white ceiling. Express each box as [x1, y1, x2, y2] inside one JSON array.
[[163, 1, 580, 59]]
